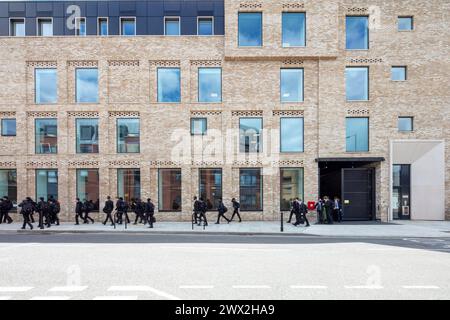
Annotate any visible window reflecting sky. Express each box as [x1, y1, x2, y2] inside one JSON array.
[[281, 69, 303, 102], [191, 118, 207, 135], [346, 16, 368, 49], [346, 67, 368, 101], [280, 117, 304, 152], [198, 18, 213, 35], [398, 17, 413, 31], [35, 68, 57, 104], [165, 18, 180, 35], [346, 118, 369, 152], [282, 12, 305, 47], [398, 117, 413, 131], [76, 68, 98, 103], [158, 68, 181, 102], [391, 67, 406, 81], [199, 68, 221, 102], [238, 12, 262, 46], [121, 19, 135, 35]]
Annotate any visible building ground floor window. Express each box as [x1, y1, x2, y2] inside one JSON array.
[[117, 169, 140, 202], [0, 169, 17, 209], [199, 168, 222, 210], [280, 168, 304, 211], [239, 168, 262, 211], [76, 169, 100, 211], [158, 169, 182, 211], [36, 169, 58, 200]]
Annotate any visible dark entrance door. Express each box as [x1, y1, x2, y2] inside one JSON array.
[[341, 168, 374, 221]]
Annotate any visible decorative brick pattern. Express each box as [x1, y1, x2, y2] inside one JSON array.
[[273, 110, 304, 116], [67, 111, 99, 118], [108, 111, 140, 118], [282, 3, 305, 10], [191, 161, 224, 166], [191, 110, 222, 116], [348, 58, 383, 64], [26, 61, 57, 68], [109, 160, 140, 167], [347, 109, 370, 116], [0, 112, 16, 117], [0, 161, 16, 167], [239, 2, 263, 9], [27, 111, 58, 118], [26, 161, 58, 168], [149, 60, 180, 67], [233, 161, 263, 167], [283, 59, 304, 66], [347, 7, 368, 14], [68, 160, 99, 167], [149, 161, 182, 167], [277, 160, 305, 166], [232, 110, 263, 117], [191, 60, 222, 67], [108, 60, 140, 67], [67, 60, 98, 67]]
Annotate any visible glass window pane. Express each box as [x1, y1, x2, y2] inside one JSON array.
[[76, 18, 86, 36], [280, 117, 304, 152], [280, 168, 304, 211], [198, 17, 213, 35], [165, 18, 180, 35], [239, 118, 262, 153], [38, 19, 53, 36], [35, 68, 57, 104], [281, 68, 303, 102], [282, 12, 306, 47], [199, 169, 222, 210], [10, 19, 25, 36], [35, 118, 57, 154], [99, 18, 108, 36], [121, 18, 135, 35], [346, 118, 369, 152], [346, 67, 368, 101], [199, 68, 222, 102], [117, 169, 140, 202], [346, 16, 368, 49], [239, 168, 262, 211], [398, 17, 413, 31], [158, 169, 182, 211], [391, 67, 407, 81], [158, 68, 181, 102], [117, 118, 140, 153], [191, 118, 207, 135], [76, 68, 98, 103], [238, 12, 262, 47], [0, 170, 17, 208], [76, 169, 99, 210], [1, 119, 16, 136], [76, 118, 99, 153], [398, 117, 413, 131], [36, 169, 58, 201]]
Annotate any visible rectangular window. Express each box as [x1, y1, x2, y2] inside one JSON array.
[[280, 168, 304, 211], [346, 16, 368, 50], [198, 68, 222, 102], [98, 18, 108, 36], [10, 18, 25, 36], [1, 119, 16, 136], [35, 68, 57, 104], [238, 12, 262, 47], [76, 68, 98, 103], [120, 17, 136, 36], [0, 170, 17, 209], [37, 18, 53, 36], [157, 68, 181, 103], [165, 17, 180, 35], [280, 68, 304, 102], [35, 118, 57, 154], [198, 17, 214, 35], [280, 117, 304, 152], [346, 67, 369, 101], [36, 169, 58, 201], [191, 118, 207, 135], [117, 169, 140, 202], [76, 118, 99, 153], [398, 16, 413, 31], [239, 168, 262, 211], [391, 66, 407, 81], [239, 118, 262, 153], [158, 169, 182, 211], [76, 169, 99, 207], [346, 117, 369, 152], [75, 17, 86, 36], [282, 12, 306, 47], [392, 164, 411, 220], [398, 117, 413, 132], [199, 168, 222, 210], [117, 118, 140, 153]]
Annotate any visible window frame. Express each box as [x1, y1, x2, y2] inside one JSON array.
[[345, 117, 370, 153], [164, 16, 181, 36], [345, 66, 369, 101], [280, 68, 304, 102], [345, 15, 369, 50], [75, 68, 99, 104], [35, 68, 58, 104], [97, 17, 109, 36], [76, 168, 100, 208], [35, 118, 58, 154], [239, 168, 263, 212], [398, 16, 414, 31], [117, 168, 141, 202], [120, 16, 136, 36], [116, 118, 140, 154], [398, 116, 414, 132], [391, 66, 407, 81], [279, 167, 304, 211], [279, 117, 304, 153], [75, 17, 86, 36], [281, 12, 306, 48], [1, 119, 16, 137], [157, 67, 181, 103], [198, 168, 223, 210], [197, 16, 214, 36], [190, 118, 208, 136], [158, 168, 182, 212], [75, 118, 99, 154], [198, 67, 222, 103], [35, 169, 58, 201], [238, 12, 263, 47], [36, 17, 53, 36], [9, 17, 25, 36], [239, 117, 263, 153]]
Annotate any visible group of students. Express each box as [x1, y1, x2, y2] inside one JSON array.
[[193, 197, 242, 226], [287, 198, 310, 227], [0, 196, 14, 225], [17, 196, 61, 230], [315, 196, 343, 224]]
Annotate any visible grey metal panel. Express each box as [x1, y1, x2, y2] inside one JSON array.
[[9, 2, 26, 15], [109, 16, 119, 35], [136, 15, 147, 35], [25, 2, 36, 18], [36, 2, 53, 16], [148, 1, 164, 17], [197, 1, 214, 16], [0, 3, 8, 18], [164, 1, 181, 15], [108, 1, 120, 17], [53, 17, 65, 36], [86, 2, 98, 17], [214, 15, 224, 35], [136, 1, 147, 17], [52, 2, 64, 18], [214, 0, 224, 16], [181, 1, 197, 16], [181, 16, 196, 35], [0, 18, 8, 36], [87, 16, 97, 35], [97, 1, 109, 17], [25, 15, 36, 35], [148, 16, 163, 34], [120, 1, 136, 15]]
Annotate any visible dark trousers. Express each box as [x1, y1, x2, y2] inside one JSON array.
[[287, 209, 295, 223], [336, 209, 343, 223], [53, 213, 60, 225], [193, 211, 200, 224], [198, 211, 208, 225], [147, 213, 154, 228], [316, 210, 324, 224], [38, 212, 44, 228], [30, 212, 35, 223], [84, 212, 94, 223], [325, 209, 333, 224], [294, 212, 310, 226], [22, 213, 33, 229], [134, 213, 143, 224], [216, 212, 230, 224], [103, 212, 114, 225], [2, 211, 13, 224], [75, 212, 82, 224], [230, 208, 242, 222], [117, 212, 130, 224]]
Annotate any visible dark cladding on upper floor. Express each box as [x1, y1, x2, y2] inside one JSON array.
[[0, 0, 224, 36]]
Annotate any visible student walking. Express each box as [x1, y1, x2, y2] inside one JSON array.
[[215, 199, 230, 224], [230, 198, 242, 222]]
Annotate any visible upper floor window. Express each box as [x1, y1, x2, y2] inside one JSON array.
[[75, 17, 86, 36], [157, 68, 181, 103], [37, 18, 53, 36], [282, 12, 306, 47], [346, 16, 368, 50], [76, 68, 99, 103], [198, 17, 214, 35], [165, 17, 180, 36], [10, 18, 25, 36], [280, 117, 304, 153], [346, 67, 369, 101], [191, 118, 207, 135], [239, 117, 262, 153], [398, 117, 413, 132], [117, 118, 140, 153], [1, 119, 16, 137], [76, 118, 99, 153], [198, 68, 222, 103], [391, 66, 407, 81], [35, 68, 57, 104], [346, 117, 369, 152], [120, 17, 136, 36], [238, 12, 262, 47], [280, 68, 304, 102], [35, 118, 57, 154], [98, 18, 108, 36], [398, 16, 413, 31]]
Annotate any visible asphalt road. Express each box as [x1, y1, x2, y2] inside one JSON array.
[[0, 232, 449, 300]]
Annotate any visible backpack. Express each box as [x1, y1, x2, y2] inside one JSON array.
[[222, 205, 228, 213], [235, 202, 240, 209], [23, 201, 33, 214]]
